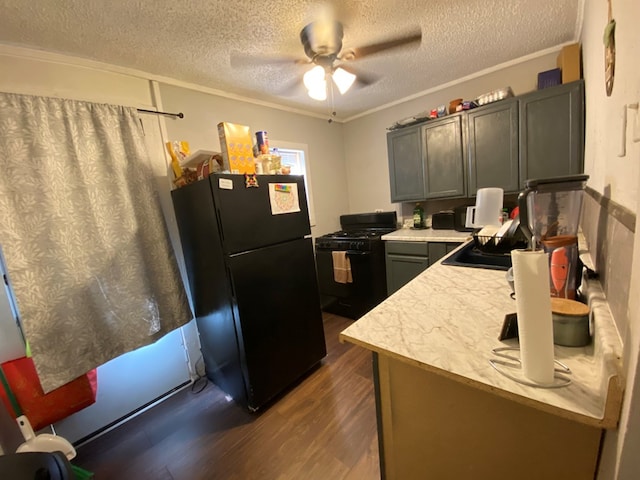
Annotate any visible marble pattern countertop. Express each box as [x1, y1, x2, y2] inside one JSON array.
[[381, 228, 472, 243], [340, 241, 623, 429]]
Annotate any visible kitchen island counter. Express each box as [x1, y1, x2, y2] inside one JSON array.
[[339, 242, 623, 479]]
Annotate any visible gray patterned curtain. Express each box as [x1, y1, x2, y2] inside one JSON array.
[[0, 93, 192, 392]]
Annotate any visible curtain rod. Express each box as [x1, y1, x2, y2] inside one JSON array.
[[137, 108, 184, 119]]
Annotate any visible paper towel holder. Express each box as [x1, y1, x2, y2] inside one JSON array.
[[489, 347, 572, 388]]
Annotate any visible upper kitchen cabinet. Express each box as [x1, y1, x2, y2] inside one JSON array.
[[422, 115, 466, 199], [467, 98, 519, 195], [387, 124, 426, 202], [518, 80, 584, 186]]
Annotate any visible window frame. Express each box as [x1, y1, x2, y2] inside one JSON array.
[[269, 140, 316, 227]]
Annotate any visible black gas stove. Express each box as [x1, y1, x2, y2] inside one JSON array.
[[316, 228, 396, 250], [315, 212, 397, 319]]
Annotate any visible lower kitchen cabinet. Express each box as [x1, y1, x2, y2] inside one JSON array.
[[385, 241, 459, 295], [374, 353, 602, 480]]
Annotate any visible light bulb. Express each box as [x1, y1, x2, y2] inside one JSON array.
[[303, 65, 326, 90], [332, 67, 356, 95], [308, 81, 327, 101]]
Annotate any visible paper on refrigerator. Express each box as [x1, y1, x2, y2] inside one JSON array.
[[268, 183, 301, 215]]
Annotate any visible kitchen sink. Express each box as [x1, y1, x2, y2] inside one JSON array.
[[441, 242, 512, 271]]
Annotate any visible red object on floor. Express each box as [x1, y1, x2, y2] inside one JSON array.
[[0, 356, 97, 431]]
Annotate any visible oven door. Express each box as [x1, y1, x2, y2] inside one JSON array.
[[315, 248, 382, 319]]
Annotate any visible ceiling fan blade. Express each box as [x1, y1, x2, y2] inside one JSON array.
[[337, 64, 378, 87], [230, 53, 309, 68], [275, 75, 306, 97], [349, 31, 422, 60]]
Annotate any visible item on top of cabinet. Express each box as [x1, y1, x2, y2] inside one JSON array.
[[217, 122, 256, 174], [461, 100, 478, 110], [436, 105, 447, 117], [449, 98, 463, 114], [557, 42, 582, 84], [475, 87, 514, 106], [537, 68, 562, 90], [413, 203, 425, 229], [386, 111, 430, 130]]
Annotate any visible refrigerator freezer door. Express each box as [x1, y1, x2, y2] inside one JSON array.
[[226, 237, 326, 410], [211, 174, 311, 254], [172, 178, 231, 318]]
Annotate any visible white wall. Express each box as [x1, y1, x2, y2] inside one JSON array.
[[580, 0, 640, 478], [0, 48, 155, 108], [158, 83, 349, 237], [582, 0, 639, 212], [342, 51, 560, 216]]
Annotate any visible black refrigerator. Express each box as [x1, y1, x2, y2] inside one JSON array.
[[171, 174, 326, 411]]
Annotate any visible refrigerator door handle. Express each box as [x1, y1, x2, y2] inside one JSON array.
[[226, 266, 236, 299], [216, 207, 225, 244]]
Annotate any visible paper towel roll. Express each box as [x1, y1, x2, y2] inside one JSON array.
[[511, 249, 555, 385]]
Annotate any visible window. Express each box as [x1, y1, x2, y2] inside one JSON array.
[[270, 141, 316, 227]]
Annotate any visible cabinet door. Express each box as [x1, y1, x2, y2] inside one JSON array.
[[386, 254, 430, 295], [427, 242, 461, 266], [422, 115, 466, 199], [467, 99, 519, 194], [519, 80, 584, 187], [387, 125, 426, 202]]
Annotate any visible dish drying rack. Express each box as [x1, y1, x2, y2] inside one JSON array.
[[471, 230, 528, 255]]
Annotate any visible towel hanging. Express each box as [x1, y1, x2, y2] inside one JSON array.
[[331, 251, 353, 284]]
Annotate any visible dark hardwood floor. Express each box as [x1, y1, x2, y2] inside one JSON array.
[[74, 313, 380, 479]]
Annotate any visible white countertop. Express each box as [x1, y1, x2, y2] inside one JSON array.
[[382, 228, 471, 243], [340, 241, 623, 428]]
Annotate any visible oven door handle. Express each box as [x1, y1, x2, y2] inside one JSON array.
[[346, 251, 371, 256]]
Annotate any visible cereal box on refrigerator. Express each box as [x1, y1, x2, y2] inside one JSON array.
[[217, 122, 256, 174]]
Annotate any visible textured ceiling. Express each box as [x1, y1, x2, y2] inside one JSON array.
[[0, 0, 581, 120]]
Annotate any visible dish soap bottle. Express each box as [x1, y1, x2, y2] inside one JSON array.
[[413, 203, 424, 229]]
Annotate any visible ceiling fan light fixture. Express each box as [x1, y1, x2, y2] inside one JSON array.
[[307, 82, 327, 101], [332, 67, 356, 95], [303, 65, 326, 91]]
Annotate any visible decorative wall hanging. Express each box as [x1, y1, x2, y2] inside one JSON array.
[[604, 0, 616, 96]]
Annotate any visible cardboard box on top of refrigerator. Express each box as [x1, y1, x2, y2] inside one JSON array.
[[217, 122, 256, 174]]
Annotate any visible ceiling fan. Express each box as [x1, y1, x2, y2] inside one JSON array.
[[231, 19, 422, 101]]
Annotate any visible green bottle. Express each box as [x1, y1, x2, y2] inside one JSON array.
[[413, 203, 424, 229]]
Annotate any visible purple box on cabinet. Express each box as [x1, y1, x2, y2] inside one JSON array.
[[537, 68, 562, 90]]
